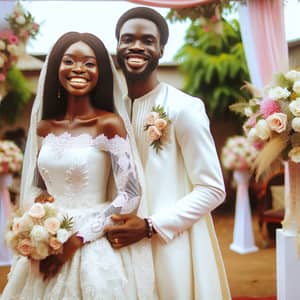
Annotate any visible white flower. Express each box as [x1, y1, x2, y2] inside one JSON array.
[[285, 70, 300, 82], [268, 87, 290, 100], [293, 81, 300, 94], [288, 146, 300, 163], [292, 117, 300, 132], [30, 225, 49, 243], [56, 228, 70, 243], [266, 113, 287, 133], [289, 98, 300, 117], [15, 15, 26, 25], [244, 107, 253, 117], [0, 40, 5, 51], [255, 119, 271, 140], [247, 127, 259, 142]]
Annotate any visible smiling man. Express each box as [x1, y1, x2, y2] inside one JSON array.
[[105, 7, 231, 300]]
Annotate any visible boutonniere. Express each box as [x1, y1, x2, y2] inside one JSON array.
[[144, 105, 171, 152]]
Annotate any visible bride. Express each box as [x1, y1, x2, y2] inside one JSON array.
[[1, 31, 157, 300]]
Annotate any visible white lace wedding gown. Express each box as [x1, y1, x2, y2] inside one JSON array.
[[1, 132, 142, 300]]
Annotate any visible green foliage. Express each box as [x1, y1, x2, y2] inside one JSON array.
[[0, 65, 32, 125], [172, 17, 250, 119]]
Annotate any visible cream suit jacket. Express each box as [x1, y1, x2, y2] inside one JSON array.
[[125, 83, 231, 300]]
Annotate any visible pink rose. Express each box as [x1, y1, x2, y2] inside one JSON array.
[[17, 239, 33, 256], [147, 126, 162, 142], [154, 118, 167, 130], [44, 217, 60, 235], [145, 112, 159, 125], [28, 203, 45, 219], [49, 237, 63, 251], [266, 113, 287, 133]]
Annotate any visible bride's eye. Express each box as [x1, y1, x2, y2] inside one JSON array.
[[62, 57, 74, 65]]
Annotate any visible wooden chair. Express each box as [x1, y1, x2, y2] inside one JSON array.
[[257, 171, 285, 241]]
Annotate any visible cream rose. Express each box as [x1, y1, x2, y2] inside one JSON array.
[[56, 228, 70, 243], [285, 70, 300, 82], [266, 113, 287, 133], [145, 112, 159, 125], [31, 242, 49, 260], [17, 239, 33, 256], [44, 217, 60, 235], [289, 98, 300, 116], [0, 40, 5, 51], [293, 81, 300, 94], [16, 15, 26, 25], [30, 225, 49, 242], [28, 203, 45, 219], [154, 118, 168, 130], [292, 117, 300, 132], [288, 146, 300, 163], [255, 119, 271, 140], [49, 237, 63, 251], [247, 128, 259, 142], [147, 125, 162, 142], [268, 87, 290, 100]]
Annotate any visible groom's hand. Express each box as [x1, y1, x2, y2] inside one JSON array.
[[105, 214, 148, 249]]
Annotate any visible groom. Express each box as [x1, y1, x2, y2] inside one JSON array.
[[105, 7, 231, 300]]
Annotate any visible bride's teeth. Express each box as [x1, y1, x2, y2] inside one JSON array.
[[70, 78, 87, 83]]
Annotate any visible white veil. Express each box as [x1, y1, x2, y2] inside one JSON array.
[[19, 41, 157, 299]]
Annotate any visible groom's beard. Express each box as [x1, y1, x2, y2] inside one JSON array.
[[117, 52, 159, 82]]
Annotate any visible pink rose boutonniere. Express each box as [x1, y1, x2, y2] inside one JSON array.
[[144, 105, 171, 152]]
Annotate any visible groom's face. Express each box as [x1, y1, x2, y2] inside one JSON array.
[[116, 18, 163, 82]]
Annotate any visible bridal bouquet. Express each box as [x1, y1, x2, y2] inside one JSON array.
[[230, 70, 300, 177], [6, 202, 74, 260], [221, 135, 258, 171], [0, 140, 23, 175]]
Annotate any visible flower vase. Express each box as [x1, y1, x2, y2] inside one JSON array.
[[230, 169, 258, 254], [282, 160, 300, 235], [0, 173, 13, 266]]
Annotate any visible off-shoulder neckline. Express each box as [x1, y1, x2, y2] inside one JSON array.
[[42, 132, 126, 141]]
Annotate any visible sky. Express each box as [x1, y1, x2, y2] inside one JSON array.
[[1, 0, 300, 63]]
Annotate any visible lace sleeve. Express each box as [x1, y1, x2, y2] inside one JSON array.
[[77, 135, 141, 243]]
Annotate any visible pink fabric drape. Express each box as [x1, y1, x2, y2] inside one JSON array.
[[127, 0, 214, 8], [238, 0, 289, 89]]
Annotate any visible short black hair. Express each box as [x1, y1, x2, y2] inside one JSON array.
[[115, 7, 169, 46]]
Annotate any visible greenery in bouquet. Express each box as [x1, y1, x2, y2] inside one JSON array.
[[0, 140, 23, 175], [221, 135, 258, 171], [6, 202, 74, 260], [6, 1, 40, 42], [230, 70, 300, 177]]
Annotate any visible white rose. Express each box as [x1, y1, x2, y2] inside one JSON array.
[[288, 146, 300, 163], [285, 70, 300, 82], [293, 81, 300, 94], [266, 113, 287, 133], [30, 225, 49, 243], [0, 40, 5, 51], [30, 242, 49, 260], [268, 87, 290, 100], [16, 15, 26, 25], [247, 127, 259, 142], [255, 119, 271, 140], [56, 228, 70, 243], [289, 98, 300, 116], [292, 117, 300, 132]]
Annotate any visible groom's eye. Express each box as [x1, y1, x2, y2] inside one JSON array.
[[121, 35, 133, 43]]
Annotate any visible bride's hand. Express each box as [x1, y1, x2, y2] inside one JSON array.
[[39, 234, 83, 280]]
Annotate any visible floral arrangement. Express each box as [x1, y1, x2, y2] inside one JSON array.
[[0, 140, 23, 175], [6, 202, 74, 260], [144, 105, 171, 152], [6, 1, 40, 42], [231, 70, 300, 177], [0, 30, 20, 103], [221, 135, 258, 171]]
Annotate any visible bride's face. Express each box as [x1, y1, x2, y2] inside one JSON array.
[[58, 41, 99, 97]]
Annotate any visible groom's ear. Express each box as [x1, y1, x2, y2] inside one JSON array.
[[159, 46, 164, 58]]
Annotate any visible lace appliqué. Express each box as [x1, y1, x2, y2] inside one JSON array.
[[77, 135, 141, 243]]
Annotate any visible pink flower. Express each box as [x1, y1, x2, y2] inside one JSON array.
[[145, 112, 159, 125], [260, 99, 281, 118], [28, 203, 45, 219], [49, 237, 63, 251], [154, 118, 167, 130], [44, 217, 60, 235], [17, 239, 33, 256], [147, 126, 162, 142], [0, 73, 6, 82]]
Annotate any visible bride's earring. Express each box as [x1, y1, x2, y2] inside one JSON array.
[[57, 87, 61, 100]]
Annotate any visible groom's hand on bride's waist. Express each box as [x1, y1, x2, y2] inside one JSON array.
[[105, 214, 148, 248]]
